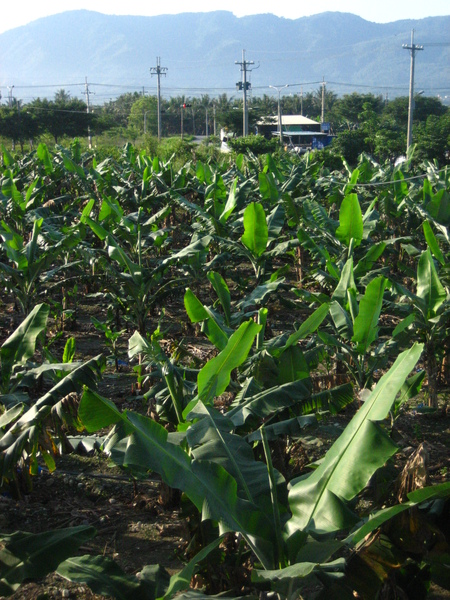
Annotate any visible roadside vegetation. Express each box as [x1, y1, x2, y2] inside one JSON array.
[[1, 88, 449, 167]]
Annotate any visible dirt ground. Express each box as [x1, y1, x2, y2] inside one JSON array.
[[0, 293, 449, 600]]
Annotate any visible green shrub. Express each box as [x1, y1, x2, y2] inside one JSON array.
[[228, 134, 278, 155]]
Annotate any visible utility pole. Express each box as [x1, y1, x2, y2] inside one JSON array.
[[84, 77, 94, 149], [269, 84, 289, 146], [403, 30, 423, 151], [321, 77, 326, 124], [150, 57, 167, 141], [300, 86, 303, 116], [180, 102, 191, 139], [235, 50, 258, 136]]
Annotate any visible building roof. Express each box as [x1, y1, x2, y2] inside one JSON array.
[[258, 114, 319, 127], [281, 130, 327, 136]]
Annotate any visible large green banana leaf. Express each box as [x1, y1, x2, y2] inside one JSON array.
[[0, 355, 104, 481], [184, 288, 229, 350], [57, 555, 169, 600], [241, 202, 268, 258], [58, 555, 150, 600], [351, 276, 387, 354], [335, 193, 363, 248], [78, 390, 275, 568], [207, 271, 232, 326], [287, 343, 423, 536], [416, 249, 447, 318], [186, 401, 288, 521], [228, 379, 352, 429], [0, 525, 96, 596], [57, 536, 226, 600], [0, 303, 50, 392], [347, 480, 450, 546], [197, 320, 261, 404], [422, 220, 445, 266], [277, 303, 329, 356]]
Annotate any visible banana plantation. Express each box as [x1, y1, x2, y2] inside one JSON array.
[[0, 139, 449, 599]]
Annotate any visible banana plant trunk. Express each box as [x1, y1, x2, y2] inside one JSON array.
[[425, 339, 438, 408]]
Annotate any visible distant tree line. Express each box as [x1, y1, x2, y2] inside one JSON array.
[[0, 88, 448, 164]]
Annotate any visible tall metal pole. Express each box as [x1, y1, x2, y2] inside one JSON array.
[[321, 77, 326, 124], [150, 57, 167, 141], [269, 84, 289, 145], [85, 77, 93, 149], [243, 51, 248, 136], [403, 30, 423, 151]]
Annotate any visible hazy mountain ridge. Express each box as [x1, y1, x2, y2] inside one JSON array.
[[0, 10, 448, 102]]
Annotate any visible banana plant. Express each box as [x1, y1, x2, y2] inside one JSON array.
[[317, 256, 392, 392], [78, 318, 282, 570], [78, 398, 277, 570], [295, 190, 388, 297], [75, 341, 427, 597], [0, 304, 104, 492], [81, 209, 180, 334], [165, 167, 247, 238], [390, 248, 449, 407], [0, 218, 60, 315], [91, 311, 126, 372], [184, 282, 353, 429], [184, 269, 281, 351], [227, 201, 297, 286], [249, 343, 427, 599], [0, 303, 49, 399], [128, 324, 198, 426]]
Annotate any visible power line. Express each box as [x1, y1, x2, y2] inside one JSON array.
[[25, 106, 88, 114], [334, 167, 448, 188]]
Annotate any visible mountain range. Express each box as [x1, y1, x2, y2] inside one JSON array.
[[0, 10, 449, 105]]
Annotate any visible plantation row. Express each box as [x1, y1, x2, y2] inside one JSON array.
[[0, 140, 449, 599]]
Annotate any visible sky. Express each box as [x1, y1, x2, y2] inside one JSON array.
[[0, 0, 449, 34]]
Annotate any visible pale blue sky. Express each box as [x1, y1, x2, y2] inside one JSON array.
[[1, 0, 449, 34]]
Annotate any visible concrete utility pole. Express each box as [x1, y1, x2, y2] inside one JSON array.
[[180, 102, 191, 139], [84, 77, 93, 149], [321, 77, 326, 124], [235, 50, 257, 136], [269, 84, 289, 145], [403, 30, 423, 151], [150, 57, 167, 141]]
